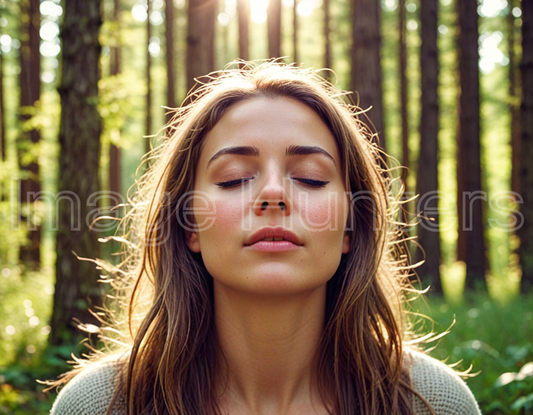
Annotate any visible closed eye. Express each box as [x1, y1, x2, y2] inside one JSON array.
[[215, 178, 253, 188], [294, 178, 329, 188]]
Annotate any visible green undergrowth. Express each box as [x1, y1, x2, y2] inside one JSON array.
[[414, 293, 533, 414]]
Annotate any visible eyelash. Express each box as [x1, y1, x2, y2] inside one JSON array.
[[215, 178, 329, 189], [294, 178, 329, 188], [215, 178, 253, 188]]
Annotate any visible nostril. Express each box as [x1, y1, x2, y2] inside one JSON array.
[[261, 201, 269, 211], [278, 202, 286, 211]]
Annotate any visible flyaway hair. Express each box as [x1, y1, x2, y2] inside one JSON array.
[[47, 60, 436, 415]]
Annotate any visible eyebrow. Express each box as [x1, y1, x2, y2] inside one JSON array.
[[207, 145, 336, 167]]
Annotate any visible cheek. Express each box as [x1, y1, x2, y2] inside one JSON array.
[[195, 196, 245, 240], [213, 197, 244, 229], [297, 192, 348, 232]]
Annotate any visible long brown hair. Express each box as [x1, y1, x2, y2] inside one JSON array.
[[53, 61, 433, 414]]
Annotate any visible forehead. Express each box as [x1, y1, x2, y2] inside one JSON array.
[[198, 96, 341, 165]]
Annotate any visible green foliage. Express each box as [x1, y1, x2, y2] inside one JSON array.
[[0, 162, 26, 265], [0, 384, 55, 415], [0, 266, 65, 414], [415, 293, 533, 414], [482, 361, 533, 414], [0, 267, 54, 367]]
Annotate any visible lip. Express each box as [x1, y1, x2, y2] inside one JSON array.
[[245, 227, 303, 250]]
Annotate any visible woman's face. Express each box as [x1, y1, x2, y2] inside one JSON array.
[[186, 96, 350, 296]]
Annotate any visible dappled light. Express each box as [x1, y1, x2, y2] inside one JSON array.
[[0, 0, 532, 412]]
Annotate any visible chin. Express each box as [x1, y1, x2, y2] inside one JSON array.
[[220, 269, 332, 297]]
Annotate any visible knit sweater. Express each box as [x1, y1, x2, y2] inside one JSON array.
[[50, 350, 481, 414]]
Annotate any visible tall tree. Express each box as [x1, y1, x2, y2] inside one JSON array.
[[457, 0, 486, 290], [146, 0, 152, 154], [323, 0, 331, 71], [509, 0, 521, 197], [237, 0, 249, 61], [399, 0, 409, 185], [110, 0, 121, 196], [18, 0, 41, 268], [350, 0, 386, 151], [0, 25, 4, 162], [165, 0, 176, 122], [186, 0, 215, 92], [293, 0, 298, 62], [50, 0, 103, 346], [415, 0, 441, 294], [519, 0, 533, 293], [267, 0, 282, 58]]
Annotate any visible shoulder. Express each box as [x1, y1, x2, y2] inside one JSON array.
[[50, 360, 125, 415], [406, 350, 481, 415]]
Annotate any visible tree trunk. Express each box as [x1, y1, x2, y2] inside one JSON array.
[[18, 0, 41, 268], [146, 0, 152, 154], [237, 0, 249, 61], [267, 0, 282, 58], [519, 0, 533, 294], [457, 0, 486, 290], [399, 0, 409, 185], [50, 0, 103, 347], [456, 115, 466, 263], [165, 0, 176, 122], [415, 0, 441, 294], [186, 0, 215, 92], [350, 0, 386, 151], [0, 28, 4, 162], [509, 0, 521, 198], [293, 0, 298, 62], [110, 0, 121, 196], [323, 0, 331, 72]]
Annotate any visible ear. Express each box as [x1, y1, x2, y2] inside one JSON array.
[[186, 230, 201, 253], [342, 232, 350, 254]]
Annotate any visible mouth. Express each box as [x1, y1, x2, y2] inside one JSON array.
[[245, 227, 303, 248]]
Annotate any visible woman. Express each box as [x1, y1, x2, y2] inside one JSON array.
[[49, 61, 480, 415]]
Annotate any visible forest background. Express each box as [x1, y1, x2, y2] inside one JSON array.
[[1, 0, 533, 413]]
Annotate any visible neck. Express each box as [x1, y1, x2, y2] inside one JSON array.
[[214, 282, 329, 414]]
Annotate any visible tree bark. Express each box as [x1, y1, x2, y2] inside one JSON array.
[[293, 0, 298, 62], [267, 0, 282, 58], [323, 0, 331, 72], [399, 0, 409, 185], [186, 0, 215, 92], [165, 0, 176, 122], [146, 0, 152, 154], [0, 27, 4, 162], [519, 0, 533, 293], [18, 0, 41, 268], [509, 0, 521, 198], [350, 0, 386, 151], [50, 0, 103, 347], [237, 0, 249, 61], [415, 0, 441, 294], [457, 0, 486, 290], [110, 0, 121, 196]]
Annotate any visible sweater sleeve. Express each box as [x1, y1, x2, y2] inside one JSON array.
[[50, 362, 125, 415], [409, 351, 481, 415]]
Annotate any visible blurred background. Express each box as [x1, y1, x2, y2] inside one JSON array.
[[1, 0, 532, 413]]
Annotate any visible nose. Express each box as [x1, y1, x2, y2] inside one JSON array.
[[253, 171, 292, 216]]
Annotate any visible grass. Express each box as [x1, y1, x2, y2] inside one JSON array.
[[0, 266, 65, 414], [1, 263, 532, 414], [412, 293, 533, 413]]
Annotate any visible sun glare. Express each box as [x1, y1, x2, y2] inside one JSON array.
[[247, 0, 320, 23], [249, 0, 268, 24]]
